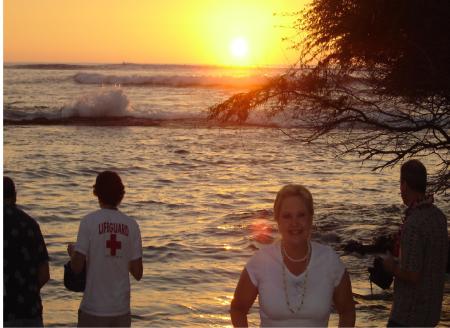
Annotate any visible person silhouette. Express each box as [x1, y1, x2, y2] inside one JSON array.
[[67, 171, 143, 327], [4, 177, 50, 327], [383, 160, 448, 327]]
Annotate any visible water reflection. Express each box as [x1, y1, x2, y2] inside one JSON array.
[[4, 125, 449, 327]]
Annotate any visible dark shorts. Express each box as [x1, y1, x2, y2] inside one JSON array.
[[4, 317, 44, 327], [387, 318, 408, 327], [78, 309, 131, 327]]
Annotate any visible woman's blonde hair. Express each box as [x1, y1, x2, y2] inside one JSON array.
[[273, 184, 314, 220]]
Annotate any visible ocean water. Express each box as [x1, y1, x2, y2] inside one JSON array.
[[3, 64, 450, 327]]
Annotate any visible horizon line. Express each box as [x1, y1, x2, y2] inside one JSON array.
[[3, 60, 292, 69]]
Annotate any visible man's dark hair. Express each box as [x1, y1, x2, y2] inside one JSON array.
[[94, 171, 125, 206], [401, 159, 427, 193], [4, 176, 17, 203]]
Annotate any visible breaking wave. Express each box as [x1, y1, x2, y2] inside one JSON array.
[[5, 88, 204, 126], [5, 87, 431, 129], [60, 88, 131, 118]]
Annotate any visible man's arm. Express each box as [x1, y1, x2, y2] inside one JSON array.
[[130, 222, 143, 281], [38, 261, 50, 289], [67, 242, 86, 274], [129, 257, 143, 281], [34, 222, 50, 288], [70, 252, 86, 274], [383, 214, 423, 285], [383, 255, 420, 285]]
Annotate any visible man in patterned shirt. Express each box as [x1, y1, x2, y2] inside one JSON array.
[[3, 177, 50, 327], [383, 160, 448, 327]]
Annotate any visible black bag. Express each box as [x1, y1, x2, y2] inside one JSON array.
[[368, 257, 393, 290], [64, 260, 86, 292]]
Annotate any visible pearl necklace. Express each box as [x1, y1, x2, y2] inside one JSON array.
[[282, 242, 311, 263], [282, 249, 310, 314]]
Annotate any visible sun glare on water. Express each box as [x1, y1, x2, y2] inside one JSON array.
[[230, 37, 249, 60]]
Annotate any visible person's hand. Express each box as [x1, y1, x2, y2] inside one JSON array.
[[67, 242, 75, 257], [382, 252, 396, 274]]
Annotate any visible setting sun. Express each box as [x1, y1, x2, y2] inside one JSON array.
[[230, 37, 249, 59]]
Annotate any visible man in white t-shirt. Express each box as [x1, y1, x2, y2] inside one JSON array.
[[68, 171, 143, 327]]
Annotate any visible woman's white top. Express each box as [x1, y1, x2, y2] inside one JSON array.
[[246, 241, 345, 327]]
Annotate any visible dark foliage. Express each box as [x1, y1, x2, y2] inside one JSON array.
[[298, 0, 450, 100], [209, 0, 449, 194]]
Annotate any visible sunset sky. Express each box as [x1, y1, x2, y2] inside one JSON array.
[[4, 0, 307, 66]]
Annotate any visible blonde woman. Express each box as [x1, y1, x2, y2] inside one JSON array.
[[230, 184, 355, 327]]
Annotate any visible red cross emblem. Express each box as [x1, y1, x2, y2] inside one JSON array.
[[106, 234, 122, 256]]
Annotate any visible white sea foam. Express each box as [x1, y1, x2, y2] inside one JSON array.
[[74, 72, 268, 88], [61, 88, 132, 118]]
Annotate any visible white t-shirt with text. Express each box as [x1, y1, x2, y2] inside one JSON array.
[[75, 208, 142, 316]]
